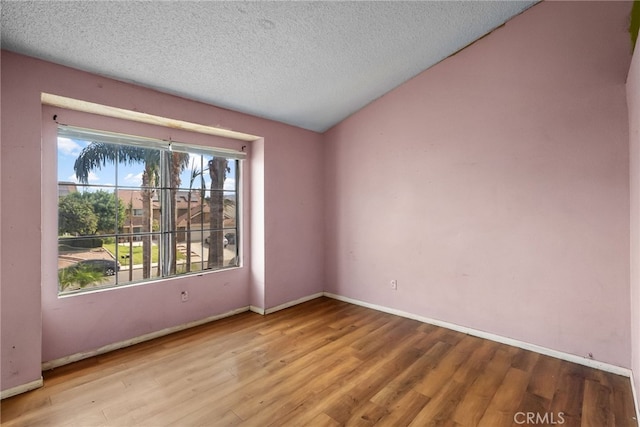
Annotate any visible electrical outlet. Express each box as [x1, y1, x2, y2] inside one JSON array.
[[181, 291, 189, 302], [390, 280, 398, 290]]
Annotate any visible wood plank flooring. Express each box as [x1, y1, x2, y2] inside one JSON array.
[[1, 297, 637, 426]]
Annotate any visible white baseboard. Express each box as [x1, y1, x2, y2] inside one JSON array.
[[41, 292, 324, 372], [250, 305, 265, 315], [631, 371, 640, 423], [323, 292, 633, 377], [9, 290, 636, 415], [265, 292, 324, 314], [1, 377, 43, 400], [42, 306, 251, 371]]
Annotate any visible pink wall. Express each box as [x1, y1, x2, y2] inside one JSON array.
[[263, 132, 325, 308], [1, 51, 324, 392], [2, 0, 637, 398], [250, 138, 267, 310], [629, 39, 640, 403], [324, 1, 632, 367]]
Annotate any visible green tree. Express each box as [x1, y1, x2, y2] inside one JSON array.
[[85, 190, 126, 234], [186, 161, 204, 272], [58, 264, 107, 291], [64, 190, 125, 234], [58, 195, 98, 235], [74, 142, 189, 278], [75, 142, 159, 278], [168, 152, 190, 274]]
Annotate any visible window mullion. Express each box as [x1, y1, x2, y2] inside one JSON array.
[[160, 150, 173, 277], [57, 124, 241, 295]]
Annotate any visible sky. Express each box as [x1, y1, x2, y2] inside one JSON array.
[[57, 136, 238, 194]]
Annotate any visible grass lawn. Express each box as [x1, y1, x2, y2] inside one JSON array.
[[103, 243, 157, 265], [103, 243, 185, 265]]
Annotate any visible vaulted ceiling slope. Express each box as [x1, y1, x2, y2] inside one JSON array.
[[1, 1, 537, 132]]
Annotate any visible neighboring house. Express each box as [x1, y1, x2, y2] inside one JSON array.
[[57, 181, 78, 198], [115, 189, 161, 240], [118, 189, 235, 242], [56, 186, 236, 242]]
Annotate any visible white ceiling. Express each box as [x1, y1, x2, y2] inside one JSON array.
[[1, 1, 537, 132]]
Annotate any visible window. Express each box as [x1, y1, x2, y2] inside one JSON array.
[[57, 125, 242, 295]]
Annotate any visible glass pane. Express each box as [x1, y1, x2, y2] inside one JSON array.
[[204, 229, 227, 270], [224, 160, 237, 192], [58, 186, 122, 237], [223, 193, 237, 228], [116, 146, 161, 190], [58, 135, 86, 182], [177, 153, 207, 191], [150, 233, 163, 280], [223, 230, 238, 267], [114, 237, 137, 284], [57, 125, 240, 295], [117, 190, 160, 232], [119, 189, 143, 234], [170, 152, 191, 188], [58, 237, 120, 293], [201, 156, 232, 191], [200, 154, 214, 190], [110, 233, 159, 283], [58, 136, 117, 186], [186, 222, 207, 273], [117, 233, 162, 282]]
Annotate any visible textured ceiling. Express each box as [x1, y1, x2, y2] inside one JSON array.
[[1, 1, 537, 132]]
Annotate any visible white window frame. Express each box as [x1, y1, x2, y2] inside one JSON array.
[[54, 122, 246, 296]]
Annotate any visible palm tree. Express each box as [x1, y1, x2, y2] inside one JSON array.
[[185, 161, 204, 273], [168, 152, 191, 274], [74, 143, 189, 279], [140, 164, 158, 279], [75, 143, 157, 278], [58, 264, 108, 291], [208, 157, 229, 269]]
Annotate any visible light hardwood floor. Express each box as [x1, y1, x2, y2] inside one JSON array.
[[1, 297, 637, 426]]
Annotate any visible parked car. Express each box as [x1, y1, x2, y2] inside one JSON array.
[[68, 259, 121, 276]]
